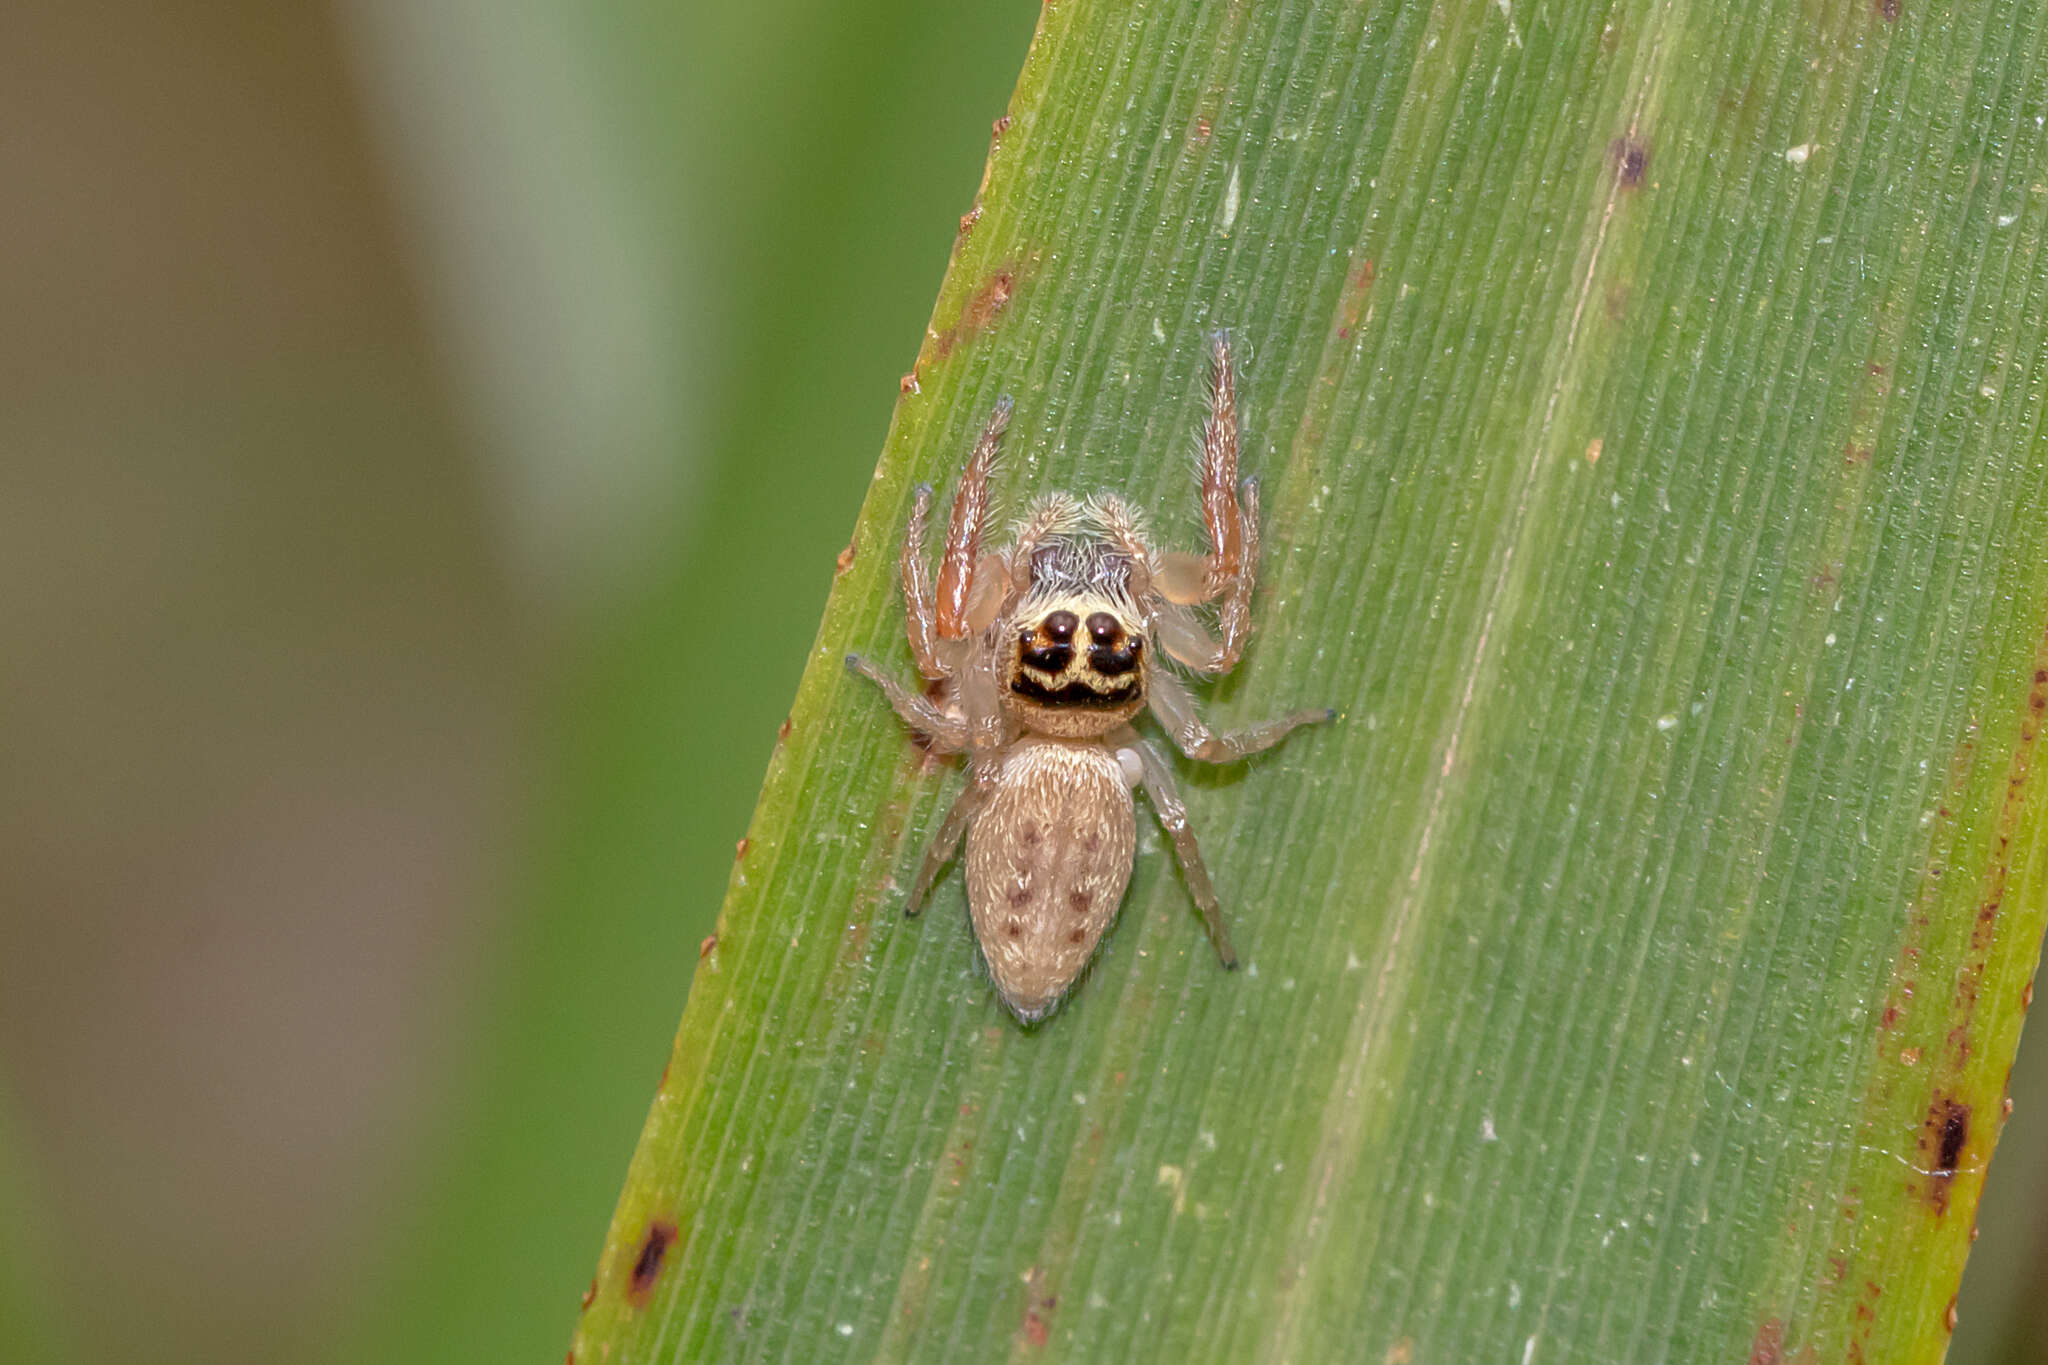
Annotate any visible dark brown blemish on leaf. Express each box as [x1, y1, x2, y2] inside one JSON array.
[[991, 114, 1012, 144], [1748, 1317, 1785, 1365], [1611, 137, 1650, 188], [700, 933, 718, 959], [900, 369, 921, 395], [735, 837, 750, 861], [959, 204, 982, 237], [628, 1219, 679, 1307], [581, 1278, 598, 1310], [835, 542, 857, 575], [1936, 1102, 1969, 1171], [777, 716, 792, 744], [1923, 1097, 1970, 1213], [1876, 0, 1901, 20]]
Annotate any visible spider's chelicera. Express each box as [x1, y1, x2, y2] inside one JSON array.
[[848, 334, 1331, 1022]]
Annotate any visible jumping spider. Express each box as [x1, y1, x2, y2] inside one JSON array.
[[847, 334, 1331, 1022]]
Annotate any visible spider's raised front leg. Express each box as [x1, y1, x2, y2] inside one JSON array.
[[1146, 666, 1332, 764], [898, 482, 945, 680], [1155, 332, 1261, 674], [934, 397, 1010, 642]]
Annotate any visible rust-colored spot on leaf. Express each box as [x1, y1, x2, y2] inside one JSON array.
[[900, 369, 921, 395], [1334, 254, 1377, 339], [836, 542, 857, 575], [1844, 442, 1873, 467], [777, 716, 792, 744], [1749, 1317, 1785, 1365], [628, 1219, 678, 1307], [581, 1278, 598, 1310], [959, 204, 982, 237], [1585, 438, 1603, 465], [1611, 137, 1650, 188], [930, 260, 1026, 359], [699, 933, 718, 959], [991, 114, 1012, 144], [1019, 1267, 1056, 1349], [736, 836, 751, 860], [1945, 1296, 1958, 1332]]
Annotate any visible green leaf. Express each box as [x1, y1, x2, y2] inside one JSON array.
[[573, 1, 2048, 1361]]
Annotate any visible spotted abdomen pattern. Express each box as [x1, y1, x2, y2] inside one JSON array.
[[965, 739, 1136, 1020]]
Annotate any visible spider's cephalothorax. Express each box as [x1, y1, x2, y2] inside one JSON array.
[[1003, 539, 1147, 737], [847, 334, 1332, 1022]]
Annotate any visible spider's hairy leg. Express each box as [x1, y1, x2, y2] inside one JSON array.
[[899, 482, 945, 679], [935, 397, 1012, 641], [1155, 332, 1262, 671], [845, 654, 969, 752], [1115, 730, 1234, 967], [1147, 666, 1332, 763], [904, 762, 996, 916]]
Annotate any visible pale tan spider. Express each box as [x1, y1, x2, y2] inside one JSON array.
[[847, 334, 1330, 1021]]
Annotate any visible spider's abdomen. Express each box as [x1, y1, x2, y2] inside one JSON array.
[[965, 738, 1136, 1020]]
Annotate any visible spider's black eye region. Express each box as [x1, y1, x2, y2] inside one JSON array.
[[1089, 636, 1141, 677], [1019, 627, 1074, 674], [1085, 612, 1122, 645], [1042, 610, 1078, 643]]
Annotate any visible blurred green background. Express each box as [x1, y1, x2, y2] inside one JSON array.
[[0, 3, 2043, 1363]]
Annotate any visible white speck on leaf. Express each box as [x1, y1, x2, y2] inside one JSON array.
[[1785, 143, 1812, 164], [1656, 713, 1678, 732], [1494, 0, 1523, 45], [1480, 1116, 1498, 1141], [1219, 164, 1241, 233]]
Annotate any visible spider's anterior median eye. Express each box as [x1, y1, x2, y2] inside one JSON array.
[[1085, 612, 1120, 645], [1020, 614, 1076, 674]]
